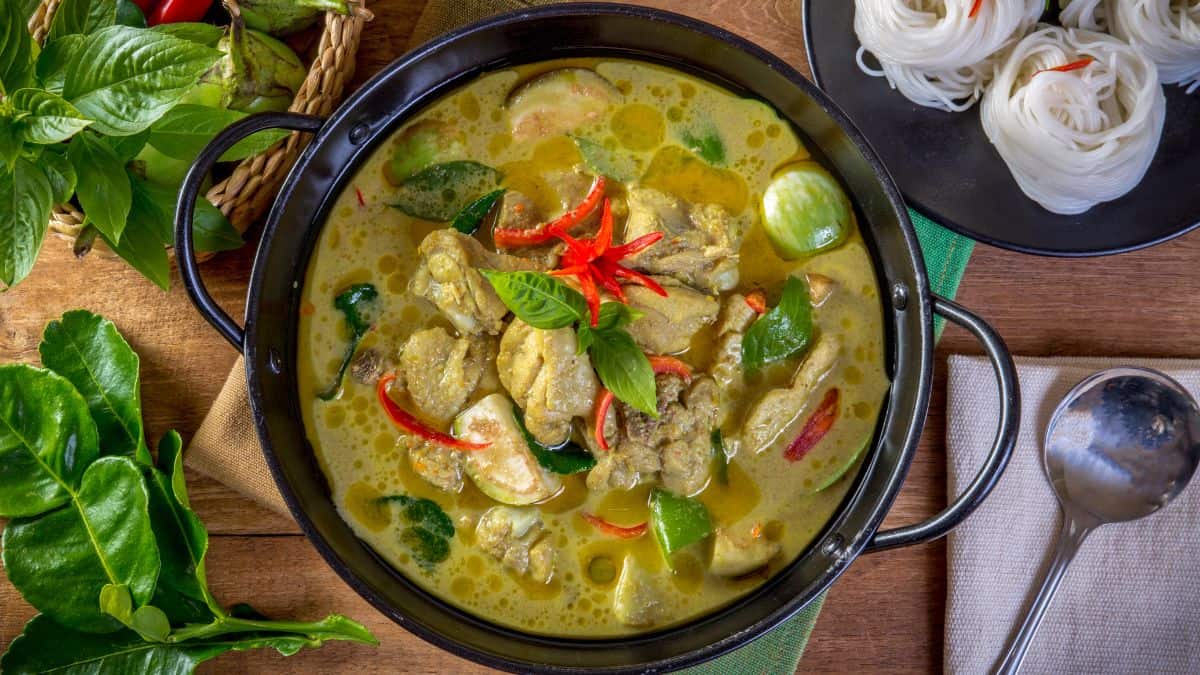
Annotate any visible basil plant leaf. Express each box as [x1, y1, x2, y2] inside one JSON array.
[[104, 127, 150, 162], [102, 211, 170, 290], [587, 327, 657, 416], [741, 275, 813, 373], [0, 157, 55, 289], [48, 0, 118, 42], [0, 2, 37, 94], [35, 34, 85, 94], [480, 270, 588, 330], [132, 174, 242, 253], [0, 364, 100, 517], [317, 283, 379, 400], [40, 146, 78, 204], [0, 615, 317, 674], [69, 132, 133, 242], [573, 136, 637, 182], [149, 104, 290, 163], [151, 22, 224, 47], [11, 89, 93, 144], [63, 26, 222, 136], [451, 188, 504, 235], [595, 302, 642, 332], [388, 161, 499, 221], [2, 456, 161, 633], [679, 121, 726, 166], [39, 309, 150, 464], [513, 406, 596, 475]]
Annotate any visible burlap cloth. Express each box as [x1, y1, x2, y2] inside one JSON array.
[[946, 355, 1200, 674]]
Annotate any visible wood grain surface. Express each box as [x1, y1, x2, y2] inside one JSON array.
[[4, 1, 1200, 673]]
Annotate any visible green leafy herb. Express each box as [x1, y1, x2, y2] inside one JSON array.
[[34, 34, 85, 94], [0, 2, 37, 94], [742, 275, 814, 373], [63, 26, 223, 136], [69, 131, 133, 242], [587, 325, 657, 417], [39, 310, 150, 464], [10, 89, 93, 145], [40, 146, 77, 203], [0, 311, 376, 669], [711, 429, 729, 486], [389, 160, 499, 221], [114, 0, 146, 28], [103, 127, 150, 162], [318, 283, 379, 400], [148, 104, 290, 162], [0, 157, 54, 289], [101, 206, 170, 290], [152, 22, 225, 47], [132, 174, 243, 254], [48, 0, 118, 42], [572, 136, 637, 182], [679, 124, 726, 165], [480, 270, 588, 330], [594, 302, 642, 332], [513, 407, 596, 475], [451, 188, 504, 235], [380, 495, 455, 566]]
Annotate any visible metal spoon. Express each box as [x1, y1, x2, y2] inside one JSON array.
[[994, 367, 1200, 675]]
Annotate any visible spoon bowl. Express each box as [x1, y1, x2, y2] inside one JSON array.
[[996, 367, 1200, 674]]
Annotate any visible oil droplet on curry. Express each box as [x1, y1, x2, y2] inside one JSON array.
[[298, 59, 889, 637]]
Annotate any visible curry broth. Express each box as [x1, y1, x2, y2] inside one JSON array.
[[297, 58, 889, 637]]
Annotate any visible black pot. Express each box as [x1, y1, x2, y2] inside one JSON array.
[[175, 4, 1020, 672]]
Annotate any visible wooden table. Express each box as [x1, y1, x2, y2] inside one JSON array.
[[4, 1, 1199, 672]]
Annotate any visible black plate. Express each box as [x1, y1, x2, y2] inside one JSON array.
[[804, 0, 1200, 256]]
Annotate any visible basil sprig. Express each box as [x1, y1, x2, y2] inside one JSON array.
[[483, 270, 658, 416], [741, 274, 814, 373], [513, 406, 597, 475], [0, 310, 376, 672], [379, 495, 455, 567]]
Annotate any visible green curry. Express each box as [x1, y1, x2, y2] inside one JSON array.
[[297, 58, 889, 637]]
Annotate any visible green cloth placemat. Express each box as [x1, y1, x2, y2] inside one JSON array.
[[408, 5, 975, 672]]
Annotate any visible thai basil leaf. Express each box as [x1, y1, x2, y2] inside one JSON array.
[[39, 309, 150, 464], [148, 104, 290, 162], [35, 34, 85, 94], [69, 132, 132, 242], [63, 26, 222, 136], [103, 127, 150, 162], [380, 495, 455, 539], [388, 161, 499, 221], [513, 407, 596, 475], [0, 364, 100, 517], [2, 456, 161, 633], [742, 275, 813, 373], [0, 615, 320, 674], [40, 146, 77, 203], [151, 22, 225, 47], [573, 136, 637, 182], [317, 283, 379, 400], [480, 270, 588, 330], [146, 433, 214, 625], [400, 527, 451, 567], [594, 302, 642, 332], [48, 0, 118, 41], [100, 213, 170, 290], [587, 326, 657, 417], [0, 157, 54, 289], [115, 0, 146, 28], [451, 188, 504, 235], [0, 2, 37, 95], [0, 117, 22, 169], [132, 175, 243, 253], [11, 89, 92, 144], [679, 123, 726, 166]]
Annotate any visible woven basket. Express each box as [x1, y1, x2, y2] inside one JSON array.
[[27, 0, 371, 259]]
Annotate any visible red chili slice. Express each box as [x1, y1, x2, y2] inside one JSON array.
[[1037, 57, 1095, 76], [648, 355, 692, 380], [745, 290, 767, 314], [582, 512, 647, 539], [593, 389, 615, 451], [493, 176, 606, 247], [376, 375, 489, 450], [968, 0, 983, 18], [354, 186, 365, 207], [784, 388, 840, 462]]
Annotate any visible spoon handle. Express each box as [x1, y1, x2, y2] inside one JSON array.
[[993, 517, 1092, 675]]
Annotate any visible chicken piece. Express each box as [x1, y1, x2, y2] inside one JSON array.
[[710, 293, 759, 394], [623, 187, 746, 293], [613, 558, 667, 627], [806, 272, 837, 306], [475, 506, 555, 582], [625, 277, 718, 354], [399, 327, 492, 423], [710, 525, 781, 577], [349, 347, 386, 385], [409, 230, 540, 335], [497, 319, 599, 446], [587, 374, 718, 496], [741, 334, 841, 454], [400, 435, 463, 493]]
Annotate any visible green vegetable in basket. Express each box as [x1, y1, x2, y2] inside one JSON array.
[[0, 310, 377, 672], [239, 0, 368, 36], [197, 17, 307, 113]]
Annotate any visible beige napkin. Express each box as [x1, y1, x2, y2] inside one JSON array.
[[946, 355, 1200, 674], [186, 0, 559, 516]]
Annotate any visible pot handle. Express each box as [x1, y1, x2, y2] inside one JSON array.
[[863, 294, 1020, 554], [175, 112, 326, 352]]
